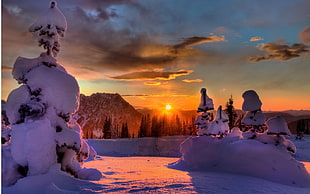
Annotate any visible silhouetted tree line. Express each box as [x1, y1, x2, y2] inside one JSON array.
[[296, 119, 310, 134], [138, 114, 196, 138], [102, 116, 130, 139]]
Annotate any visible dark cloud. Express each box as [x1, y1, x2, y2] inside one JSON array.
[[100, 35, 224, 70], [173, 36, 225, 52], [300, 27, 310, 44], [110, 70, 193, 80], [248, 42, 309, 62], [2, 1, 227, 73]]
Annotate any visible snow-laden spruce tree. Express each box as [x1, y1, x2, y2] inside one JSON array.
[[2, 2, 101, 186], [207, 105, 230, 137], [195, 88, 214, 136], [195, 88, 229, 137]]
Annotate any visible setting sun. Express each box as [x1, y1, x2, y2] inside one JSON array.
[[165, 104, 172, 110]]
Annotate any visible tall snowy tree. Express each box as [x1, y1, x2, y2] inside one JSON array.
[[2, 2, 101, 186]]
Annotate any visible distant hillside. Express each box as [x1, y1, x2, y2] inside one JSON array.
[[77, 93, 142, 139]]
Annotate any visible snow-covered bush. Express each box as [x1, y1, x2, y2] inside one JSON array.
[[2, 1, 101, 187]]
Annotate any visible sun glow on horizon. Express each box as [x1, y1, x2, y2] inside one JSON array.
[[165, 104, 172, 110]]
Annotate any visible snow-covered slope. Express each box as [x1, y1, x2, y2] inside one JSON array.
[[77, 93, 142, 139]]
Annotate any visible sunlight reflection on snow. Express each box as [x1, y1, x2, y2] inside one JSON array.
[[83, 156, 194, 193], [82, 156, 310, 193], [301, 162, 310, 174]]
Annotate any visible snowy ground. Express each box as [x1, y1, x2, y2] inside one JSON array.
[[3, 135, 310, 194], [82, 156, 310, 194]]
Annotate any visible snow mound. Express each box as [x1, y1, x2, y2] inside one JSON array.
[[2, 164, 103, 194], [241, 110, 265, 126], [5, 85, 31, 124], [12, 54, 65, 84], [26, 65, 80, 117], [169, 136, 310, 187], [267, 115, 292, 135], [10, 119, 57, 175]]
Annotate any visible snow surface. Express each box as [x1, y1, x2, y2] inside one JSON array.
[[3, 136, 310, 193], [169, 136, 310, 186]]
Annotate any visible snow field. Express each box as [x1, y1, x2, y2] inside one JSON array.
[[3, 136, 310, 193]]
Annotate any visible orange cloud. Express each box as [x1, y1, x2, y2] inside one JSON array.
[[300, 27, 310, 44], [144, 81, 161, 86], [182, 79, 203, 83], [110, 70, 193, 81], [249, 36, 263, 42], [65, 65, 108, 81]]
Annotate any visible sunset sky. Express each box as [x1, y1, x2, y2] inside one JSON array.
[[2, 0, 310, 111]]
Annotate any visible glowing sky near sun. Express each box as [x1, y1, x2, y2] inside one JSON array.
[[2, 0, 310, 111]]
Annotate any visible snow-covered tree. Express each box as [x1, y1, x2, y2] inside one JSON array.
[[265, 116, 296, 153], [206, 105, 230, 137], [2, 2, 101, 186], [195, 88, 214, 136], [241, 90, 266, 135]]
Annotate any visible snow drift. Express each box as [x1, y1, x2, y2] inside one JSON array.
[[169, 135, 310, 187]]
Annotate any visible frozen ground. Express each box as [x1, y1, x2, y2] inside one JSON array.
[[3, 135, 310, 194]]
